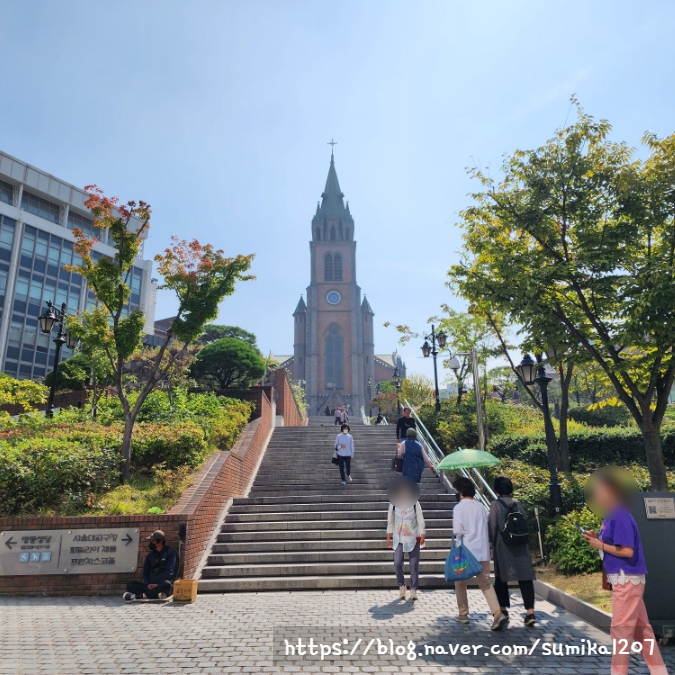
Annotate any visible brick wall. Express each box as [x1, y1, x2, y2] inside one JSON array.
[[273, 368, 306, 427], [0, 389, 276, 596]]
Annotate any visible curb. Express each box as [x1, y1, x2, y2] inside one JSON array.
[[534, 579, 611, 633]]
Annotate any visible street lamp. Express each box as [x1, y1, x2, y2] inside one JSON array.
[[392, 366, 401, 418], [517, 353, 563, 514], [39, 301, 69, 419], [368, 376, 372, 417], [421, 324, 443, 412]]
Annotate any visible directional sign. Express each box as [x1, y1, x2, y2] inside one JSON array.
[[0, 528, 140, 576]]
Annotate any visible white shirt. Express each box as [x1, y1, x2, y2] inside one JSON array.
[[335, 433, 354, 457], [452, 497, 491, 562]]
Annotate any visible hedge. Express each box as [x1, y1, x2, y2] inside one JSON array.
[[490, 426, 675, 469], [567, 405, 632, 428], [545, 510, 603, 575]]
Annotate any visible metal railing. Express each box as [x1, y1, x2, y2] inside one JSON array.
[[360, 406, 371, 425], [402, 398, 497, 511]]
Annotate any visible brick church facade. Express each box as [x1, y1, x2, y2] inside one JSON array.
[[288, 150, 405, 415]]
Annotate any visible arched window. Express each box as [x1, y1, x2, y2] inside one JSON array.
[[324, 253, 333, 281], [330, 226, 336, 241], [338, 223, 343, 240], [333, 253, 343, 281], [325, 324, 344, 389], [315, 228, 321, 240], [345, 227, 350, 240]]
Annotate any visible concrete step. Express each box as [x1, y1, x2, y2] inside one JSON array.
[[225, 510, 452, 523], [228, 502, 454, 515], [216, 527, 453, 543], [210, 537, 453, 554], [233, 493, 456, 506], [207, 548, 450, 565], [221, 518, 450, 533]]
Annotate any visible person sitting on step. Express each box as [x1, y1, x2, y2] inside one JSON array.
[[123, 530, 178, 601]]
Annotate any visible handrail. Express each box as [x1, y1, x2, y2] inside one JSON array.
[[380, 416, 388, 425], [402, 398, 495, 511], [360, 406, 371, 425]]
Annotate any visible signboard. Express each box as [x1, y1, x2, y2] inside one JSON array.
[[644, 497, 675, 520], [0, 528, 140, 576]]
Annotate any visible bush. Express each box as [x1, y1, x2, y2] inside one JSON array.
[[0, 438, 121, 515], [545, 510, 603, 575], [490, 426, 675, 469], [568, 405, 632, 427]]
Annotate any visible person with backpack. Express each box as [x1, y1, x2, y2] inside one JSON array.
[[451, 477, 509, 630], [488, 475, 537, 626], [396, 428, 435, 483]]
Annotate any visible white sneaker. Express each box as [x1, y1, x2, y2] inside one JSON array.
[[410, 589, 418, 601], [399, 585, 407, 599], [341, 481, 346, 485], [347, 476, 352, 482], [158, 592, 167, 600], [123, 592, 134, 602]]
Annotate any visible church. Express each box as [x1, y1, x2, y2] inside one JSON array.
[[284, 148, 405, 416]]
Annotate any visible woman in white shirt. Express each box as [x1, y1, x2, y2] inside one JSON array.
[[335, 424, 354, 485], [451, 477, 508, 630], [386, 500, 425, 600]]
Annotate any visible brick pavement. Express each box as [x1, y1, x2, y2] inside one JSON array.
[[1, 589, 673, 674]]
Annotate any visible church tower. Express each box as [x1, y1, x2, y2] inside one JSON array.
[[293, 149, 374, 415]]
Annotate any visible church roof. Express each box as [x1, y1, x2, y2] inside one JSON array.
[[361, 296, 374, 314], [315, 153, 352, 221], [293, 295, 307, 314]]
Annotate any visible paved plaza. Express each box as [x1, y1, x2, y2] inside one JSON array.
[[2, 589, 673, 674]]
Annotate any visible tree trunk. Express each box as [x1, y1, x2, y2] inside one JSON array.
[[557, 364, 573, 473], [121, 414, 135, 483], [640, 418, 668, 491], [456, 383, 463, 406]]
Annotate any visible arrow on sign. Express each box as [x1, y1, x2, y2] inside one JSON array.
[[122, 534, 133, 546], [5, 537, 16, 550]]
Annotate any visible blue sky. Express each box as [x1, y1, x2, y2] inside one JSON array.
[[1, 0, 674, 383]]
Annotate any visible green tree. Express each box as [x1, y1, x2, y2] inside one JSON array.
[[191, 338, 265, 389], [198, 324, 260, 353], [0, 374, 47, 424], [400, 373, 434, 408], [451, 103, 675, 490], [68, 187, 254, 480], [45, 351, 114, 392], [488, 366, 519, 403]]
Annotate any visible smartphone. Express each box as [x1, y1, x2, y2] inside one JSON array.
[[573, 521, 587, 534]]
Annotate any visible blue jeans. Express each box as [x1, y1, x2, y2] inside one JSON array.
[[394, 542, 420, 589]]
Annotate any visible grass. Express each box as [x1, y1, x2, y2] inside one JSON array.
[[89, 464, 195, 516], [537, 566, 612, 613]]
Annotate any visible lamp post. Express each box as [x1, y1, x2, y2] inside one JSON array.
[[375, 382, 381, 416], [39, 301, 77, 418], [368, 376, 372, 417], [392, 366, 401, 418], [517, 353, 563, 514], [421, 324, 447, 412]]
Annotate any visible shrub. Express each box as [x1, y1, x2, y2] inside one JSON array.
[[568, 405, 632, 428], [0, 438, 121, 515], [490, 426, 675, 469], [545, 510, 603, 575]]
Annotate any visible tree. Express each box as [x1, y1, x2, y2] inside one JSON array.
[[68, 186, 254, 480], [400, 374, 434, 408], [45, 351, 114, 392], [198, 324, 260, 353], [0, 374, 47, 422], [488, 366, 518, 403], [451, 103, 675, 490], [190, 338, 265, 389], [569, 360, 614, 406]]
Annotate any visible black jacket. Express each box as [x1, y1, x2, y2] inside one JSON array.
[[143, 546, 178, 585], [396, 415, 417, 440]]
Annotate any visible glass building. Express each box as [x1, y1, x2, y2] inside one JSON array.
[[0, 151, 156, 380]]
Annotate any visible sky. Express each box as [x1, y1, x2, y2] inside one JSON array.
[[1, 0, 674, 385]]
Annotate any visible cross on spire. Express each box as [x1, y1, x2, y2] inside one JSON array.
[[327, 138, 337, 157]]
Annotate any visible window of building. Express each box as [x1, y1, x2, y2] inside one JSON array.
[[325, 324, 344, 389], [21, 191, 60, 225], [324, 253, 333, 281], [333, 253, 343, 281], [330, 226, 336, 241], [67, 210, 95, 237], [0, 180, 13, 206]]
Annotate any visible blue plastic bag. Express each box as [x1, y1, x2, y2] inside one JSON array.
[[444, 535, 483, 582]]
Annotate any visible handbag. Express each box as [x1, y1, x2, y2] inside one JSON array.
[[391, 453, 403, 472], [444, 535, 483, 582], [332, 447, 339, 466], [602, 568, 613, 591]]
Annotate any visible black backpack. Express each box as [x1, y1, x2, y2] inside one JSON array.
[[496, 498, 529, 546]]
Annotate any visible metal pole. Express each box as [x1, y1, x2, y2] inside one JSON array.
[[431, 325, 441, 412], [472, 348, 486, 451], [46, 304, 67, 419], [536, 363, 562, 513]]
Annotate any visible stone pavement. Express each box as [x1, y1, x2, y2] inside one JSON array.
[[1, 589, 673, 674]]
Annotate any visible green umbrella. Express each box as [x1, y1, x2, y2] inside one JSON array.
[[437, 447, 502, 471]]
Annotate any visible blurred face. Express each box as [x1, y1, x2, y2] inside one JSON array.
[[592, 480, 620, 511], [388, 476, 420, 509], [403, 408, 411, 417]]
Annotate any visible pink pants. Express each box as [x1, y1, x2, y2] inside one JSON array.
[[610, 581, 668, 675]]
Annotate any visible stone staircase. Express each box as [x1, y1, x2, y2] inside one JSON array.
[[198, 423, 457, 592]]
